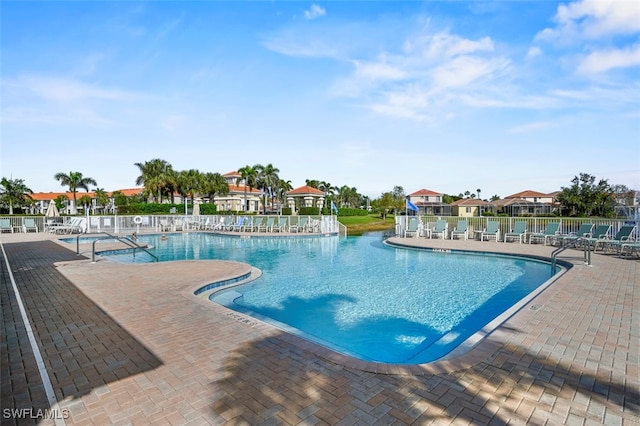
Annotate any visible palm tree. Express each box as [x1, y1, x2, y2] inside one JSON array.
[[305, 179, 320, 189], [134, 159, 174, 203], [476, 188, 481, 200], [0, 177, 33, 215], [319, 181, 338, 209], [54, 171, 97, 214], [178, 169, 202, 205], [93, 188, 110, 213], [237, 165, 258, 212], [275, 178, 293, 211], [200, 172, 229, 207], [255, 163, 280, 213]]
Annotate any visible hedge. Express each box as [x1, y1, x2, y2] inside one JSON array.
[[116, 203, 217, 215]]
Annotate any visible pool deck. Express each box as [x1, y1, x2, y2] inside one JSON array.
[[1, 231, 638, 425]]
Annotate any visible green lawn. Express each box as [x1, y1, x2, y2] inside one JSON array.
[[338, 214, 396, 236]]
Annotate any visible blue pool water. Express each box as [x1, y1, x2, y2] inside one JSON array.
[[86, 232, 559, 364]]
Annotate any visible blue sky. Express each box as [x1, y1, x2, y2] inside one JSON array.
[[2, 1, 639, 199]]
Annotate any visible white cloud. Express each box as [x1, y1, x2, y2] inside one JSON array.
[[576, 42, 640, 74], [1, 75, 145, 125], [12, 75, 137, 103], [536, 0, 640, 43], [304, 4, 326, 20], [353, 60, 407, 81]]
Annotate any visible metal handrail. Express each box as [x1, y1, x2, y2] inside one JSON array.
[[552, 236, 591, 270], [82, 232, 159, 263]]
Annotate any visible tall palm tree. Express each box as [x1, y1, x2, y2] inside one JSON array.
[[319, 181, 338, 209], [200, 172, 229, 209], [54, 171, 97, 214], [236, 165, 258, 212], [275, 178, 293, 210], [0, 177, 33, 215], [255, 163, 280, 213], [134, 159, 174, 203]]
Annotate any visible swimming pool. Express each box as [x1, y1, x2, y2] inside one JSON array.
[[89, 232, 562, 364]]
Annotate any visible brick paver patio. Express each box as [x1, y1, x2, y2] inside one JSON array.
[[1, 231, 638, 425]]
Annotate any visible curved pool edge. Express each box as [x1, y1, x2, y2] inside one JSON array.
[[279, 246, 571, 376], [192, 238, 573, 376], [192, 266, 263, 299]]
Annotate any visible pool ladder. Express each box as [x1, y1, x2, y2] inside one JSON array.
[[551, 236, 591, 270], [76, 232, 159, 262]]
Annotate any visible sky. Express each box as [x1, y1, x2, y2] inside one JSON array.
[[1, 0, 639, 199]]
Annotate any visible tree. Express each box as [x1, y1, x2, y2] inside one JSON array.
[[54, 171, 97, 214], [201, 172, 229, 206], [111, 191, 129, 209], [176, 169, 202, 205], [134, 159, 174, 203], [255, 163, 280, 213], [305, 179, 320, 189], [237, 165, 258, 211], [93, 188, 110, 213], [0, 177, 33, 215], [556, 173, 615, 217], [78, 194, 92, 213], [54, 194, 68, 211], [372, 192, 395, 219], [391, 186, 406, 212], [275, 179, 293, 211]]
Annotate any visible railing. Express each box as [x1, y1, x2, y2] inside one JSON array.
[[0, 214, 341, 235], [394, 216, 633, 240], [88, 232, 159, 263], [551, 237, 592, 270]]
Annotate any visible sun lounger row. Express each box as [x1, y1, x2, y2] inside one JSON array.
[[400, 220, 638, 249], [0, 218, 41, 233], [202, 216, 318, 233], [47, 217, 86, 234]]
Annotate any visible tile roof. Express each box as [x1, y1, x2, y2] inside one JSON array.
[[286, 185, 324, 196], [450, 198, 492, 206], [409, 188, 442, 196], [505, 190, 552, 198]]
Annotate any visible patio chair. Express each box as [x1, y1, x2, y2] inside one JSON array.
[[583, 224, 611, 249], [479, 220, 500, 242], [528, 222, 561, 245], [450, 220, 468, 240], [598, 225, 636, 253], [504, 221, 527, 243], [290, 217, 309, 233], [430, 219, 448, 239], [0, 218, 13, 233], [272, 217, 289, 232], [558, 223, 593, 246], [229, 216, 247, 231], [259, 217, 275, 232], [404, 217, 420, 238], [620, 241, 640, 258], [54, 218, 85, 234], [22, 218, 39, 232]]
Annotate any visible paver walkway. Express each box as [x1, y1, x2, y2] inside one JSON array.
[[1, 232, 638, 425]]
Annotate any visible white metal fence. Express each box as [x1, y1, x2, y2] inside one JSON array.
[[394, 216, 636, 240], [0, 214, 342, 235]]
